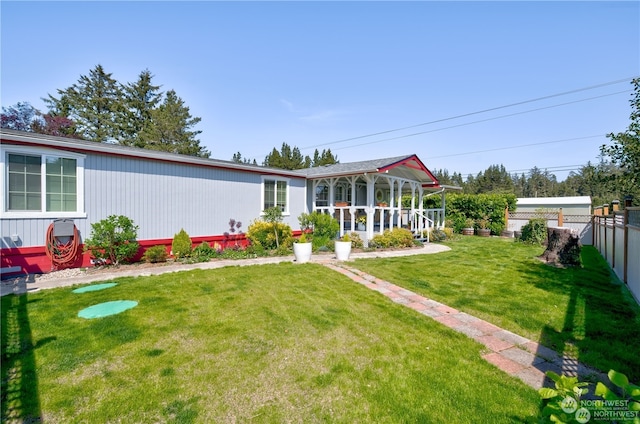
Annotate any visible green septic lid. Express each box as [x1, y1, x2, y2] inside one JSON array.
[[78, 300, 138, 319], [72, 282, 118, 293]]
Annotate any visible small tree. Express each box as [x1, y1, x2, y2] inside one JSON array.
[[172, 228, 192, 259], [84, 215, 139, 265], [263, 207, 284, 248]]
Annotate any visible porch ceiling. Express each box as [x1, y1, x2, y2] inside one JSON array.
[[295, 154, 441, 187]]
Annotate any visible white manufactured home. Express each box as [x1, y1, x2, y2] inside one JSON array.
[[1, 129, 452, 274]]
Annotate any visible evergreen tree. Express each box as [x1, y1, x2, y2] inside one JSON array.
[[121, 69, 162, 148], [44, 64, 125, 142], [231, 152, 257, 165], [139, 90, 209, 157], [475, 164, 514, 194], [264, 142, 306, 169], [312, 148, 339, 167]]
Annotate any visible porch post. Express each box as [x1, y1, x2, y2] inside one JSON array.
[[388, 176, 395, 231], [411, 184, 416, 234], [418, 186, 424, 234], [396, 180, 404, 229], [312, 180, 319, 211], [365, 174, 375, 241], [349, 176, 356, 233], [440, 190, 446, 229], [328, 179, 335, 207]]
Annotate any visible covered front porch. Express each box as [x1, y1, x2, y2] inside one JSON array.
[[297, 155, 456, 243]]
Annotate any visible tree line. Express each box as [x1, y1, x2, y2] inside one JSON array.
[[431, 159, 635, 207], [231, 143, 338, 169]]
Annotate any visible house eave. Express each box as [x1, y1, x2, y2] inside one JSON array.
[[0, 129, 302, 178]]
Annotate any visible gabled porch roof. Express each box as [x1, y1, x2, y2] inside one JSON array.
[[292, 154, 443, 189]]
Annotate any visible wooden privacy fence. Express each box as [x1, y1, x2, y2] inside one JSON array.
[[592, 206, 640, 305]]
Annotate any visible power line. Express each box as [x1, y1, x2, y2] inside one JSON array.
[[457, 164, 588, 179], [429, 135, 604, 159], [328, 90, 629, 152], [299, 77, 637, 152]]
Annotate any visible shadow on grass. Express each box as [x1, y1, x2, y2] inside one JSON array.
[[1, 294, 44, 422], [524, 246, 640, 383], [527, 246, 640, 421]]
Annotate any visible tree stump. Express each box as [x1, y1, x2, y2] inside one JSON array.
[[539, 227, 582, 267]]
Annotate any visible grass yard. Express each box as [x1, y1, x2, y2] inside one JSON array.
[[1, 262, 541, 423], [350, 236, 640, 382]]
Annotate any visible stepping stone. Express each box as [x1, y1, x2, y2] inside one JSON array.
[[78, 300, 138, 319], [72, 282, 118, 293]]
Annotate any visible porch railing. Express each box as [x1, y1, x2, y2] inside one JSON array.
[[314, 205, 445, 238]]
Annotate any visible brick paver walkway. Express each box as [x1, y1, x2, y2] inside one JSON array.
[[322, 261, 606, 390]]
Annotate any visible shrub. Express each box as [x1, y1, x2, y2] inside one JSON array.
[[519, 218, 547, 245], [84, 215, 140, 265], [246, 220, 292, 250], [193, 241, 217, 261], [442, 228, 454, 239], [172, 228, 192, 259], [142, 245, 169, 263], [308, 212, 340, 240], [424, 228, 448, 242], [348, 232, 364, 249], [370, 228, 415, 248], [370, 233, 391, 248]]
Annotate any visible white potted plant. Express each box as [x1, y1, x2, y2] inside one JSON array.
[[293, 232, 312, 263], [294, 213, 313, 263], [334, 233, 352, 261]]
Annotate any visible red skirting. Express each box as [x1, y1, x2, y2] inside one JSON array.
[[1, 234, 249, 276]]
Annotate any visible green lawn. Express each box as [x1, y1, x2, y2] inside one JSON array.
[[350, 236, 640, 382], [2, 262, 540, 423]]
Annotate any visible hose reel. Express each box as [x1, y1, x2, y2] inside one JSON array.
[[45, 219, 80, 270]]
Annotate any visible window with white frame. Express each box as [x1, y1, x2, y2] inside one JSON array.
[[2, 147, 85, 218], [315, 184, 328, 206], [262, 177, 289, 213]]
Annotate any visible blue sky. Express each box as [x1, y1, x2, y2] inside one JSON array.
[[2, 1, 639, 181]]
